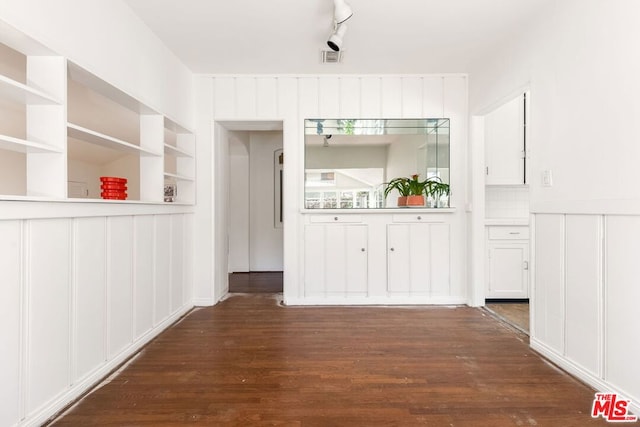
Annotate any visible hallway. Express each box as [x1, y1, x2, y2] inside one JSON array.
[[50, 294, 606, 426]]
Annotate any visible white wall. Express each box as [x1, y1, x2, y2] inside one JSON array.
[[228, 132, 250, 272], [468, 0, 640, 412], [194, 75, 468, 305], [249, 131, 283, 271]]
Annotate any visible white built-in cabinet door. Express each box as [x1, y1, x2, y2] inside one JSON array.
[[486, 242, 529, 298], [485, 94, 525, 185], [304, 224, 368, 296], [387, 224, 430, 293], [386, 223, 450, 295]]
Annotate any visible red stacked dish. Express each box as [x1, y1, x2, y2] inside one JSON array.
[[100, 176, 128, 200]]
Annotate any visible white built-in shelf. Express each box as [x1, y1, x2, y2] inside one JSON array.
[[164, 172, 194, 182], [0, 133, 62, 153], [0, 73, 60, 105], [67, 123, 161, 157], [164, 143, 193, 158]]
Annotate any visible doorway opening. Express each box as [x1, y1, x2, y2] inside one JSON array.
[[478, 90, 531, 334], [216, 121, 285, 296]]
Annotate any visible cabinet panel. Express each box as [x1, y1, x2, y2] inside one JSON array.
[[430, 223, 451, 296], [304, 224, 367, 295], [154, 215, 171, 322], [381, 77, 402, 118], [387, 224, 431, 293], [486, 242, 529, 298], [360, 77, 381, 118], [485, 94, 525, 185]]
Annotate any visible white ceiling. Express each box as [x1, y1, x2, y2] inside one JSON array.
[[123, 0, 550, 75]]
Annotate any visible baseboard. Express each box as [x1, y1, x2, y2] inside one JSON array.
[[23, 304, 194, 427], [485, 298, 529, 303], [283, 295, 468, 306], [530, 338, 640, 416], [193, 297, 217, 306]]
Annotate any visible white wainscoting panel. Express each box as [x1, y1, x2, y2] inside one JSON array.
[[605, 216, 640, 403], [298, 77, 319, 119], [381, 77, 403, 118], [319, 77, 340, 118], [74, 217, 107, 382], [0, 221, 22, 426], [0, 209, 194, 427], [213, 77, 236, 119], [171, 214, 185, 313], [26, 219, 71, 415], [107, 216, 134, 359], [154, 215, 172, 323], [430, 223, 451, 297], [533, 214, 565, 354], [235, 77, 257, 119], [339, 77, 361, 117], [134, 215, 155, 340], [303, 225, 325, 296], [360, 77, 382, 118], [423, 77, 444, 117], [256, 77, 278, 118], [564, 215, 601, 377], [402, 77, 423, 118]]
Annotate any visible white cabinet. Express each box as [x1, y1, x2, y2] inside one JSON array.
[[486, 226, 529, 299], [304, 224, 368, 296], [485, 93, 526, 185], [387, 223, 450, 295]]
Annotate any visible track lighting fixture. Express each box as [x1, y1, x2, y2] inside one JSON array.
[[333, 0, 353, 24], [326, 0, 352, 52], [327, 23, 347, 51]]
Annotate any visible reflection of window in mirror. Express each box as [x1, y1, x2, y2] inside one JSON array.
[[304, 119, 450, 209]]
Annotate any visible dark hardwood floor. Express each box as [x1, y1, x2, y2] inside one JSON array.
[[229, 272, 283, 293], [50, 294, 607, 426]]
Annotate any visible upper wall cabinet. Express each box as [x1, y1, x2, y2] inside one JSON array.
[[485, 93, 527, 185], [0, 22, 194, 204]]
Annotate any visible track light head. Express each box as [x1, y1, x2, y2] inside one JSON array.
[[327, 23, 348, 52]]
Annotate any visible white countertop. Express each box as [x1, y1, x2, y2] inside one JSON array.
[[485, 218, 529, 226]]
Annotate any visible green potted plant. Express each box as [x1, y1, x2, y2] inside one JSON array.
[[384, 174, 431, 207], [383, 176, 411, 206], [430, 181, 450, 208]]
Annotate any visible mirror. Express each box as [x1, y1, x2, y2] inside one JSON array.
[[304, 119, 450, 209]]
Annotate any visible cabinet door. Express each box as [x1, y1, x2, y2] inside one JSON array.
[[387, 224, 431, 293], [485, 94, 525, 185], [304, 224, 368, 296], [486, 242, 529, 298]]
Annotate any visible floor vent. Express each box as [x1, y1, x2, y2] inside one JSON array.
[[321, 50, 343, 63]]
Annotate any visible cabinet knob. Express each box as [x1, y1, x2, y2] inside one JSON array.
[[361, 248, 365, 252], [334, 217, 339, 221], [390, 247, 395, 252], [417, 216, 422, 220]]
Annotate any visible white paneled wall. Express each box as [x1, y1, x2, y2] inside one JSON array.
[[0, 210, 194, 427], [200, 74, 468, 305], [532, 212, 640, 413]]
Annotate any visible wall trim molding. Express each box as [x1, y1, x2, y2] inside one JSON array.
[[531, 199, 640, 216]]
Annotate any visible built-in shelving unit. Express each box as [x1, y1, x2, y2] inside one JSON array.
[[0, 23, 195, 204], [0, 33, 66, 198], [163, 117, 195, 203]]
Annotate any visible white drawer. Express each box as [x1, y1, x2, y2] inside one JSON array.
[[309, 214, 363, 223], [488, 226, 529, 240], [392, 214, 443, 223]]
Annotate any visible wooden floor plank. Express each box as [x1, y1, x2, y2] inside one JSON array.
[[50, 294, 607, 426]]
